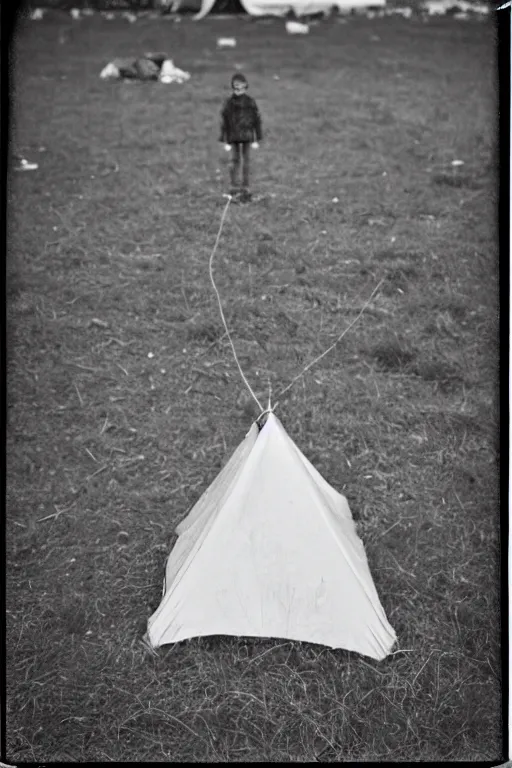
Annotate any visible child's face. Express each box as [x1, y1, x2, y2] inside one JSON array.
[[232, 81, 247, 96]]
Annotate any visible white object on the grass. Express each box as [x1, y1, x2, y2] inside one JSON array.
[[159, 59, 191, 84], [286, 20, 310, 33], [251, 141, 259, 149], [451, 160, 464, 166], [387, 6, 412, 17], [332, 197, 339, 203], [194, 0, 385, 20], [15, 158, 39, 171], [30, 8, 45, 20], [470, 1, 489, 13], [70, 8, 81, 19], [217, 37, 237, 47], [100, 62, 120, 80], [225, 144, 232, 151], [146, 412, 397, 660], [454, 0, 489, 11], [422, 0, 452, 15]]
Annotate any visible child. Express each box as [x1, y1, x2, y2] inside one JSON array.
[[220, 73, 263, 203]]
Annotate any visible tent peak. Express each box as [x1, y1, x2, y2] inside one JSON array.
[[255, 379, 275, 429], [256, 406, 276, 430]]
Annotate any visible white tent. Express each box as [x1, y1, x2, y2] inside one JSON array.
[[194, 0, 386, 19], [147, 412, 396, 661]]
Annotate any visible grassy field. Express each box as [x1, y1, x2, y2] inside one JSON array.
[[6, 9, 501, 763]]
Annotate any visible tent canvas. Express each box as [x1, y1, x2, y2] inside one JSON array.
[[147, 413, 397, 661], [194, 0, 386, 18]]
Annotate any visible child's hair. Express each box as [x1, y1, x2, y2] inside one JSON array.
[[231, 73, 248, 88]]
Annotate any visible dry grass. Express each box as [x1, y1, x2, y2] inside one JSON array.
[[6, 10, 501, 763]]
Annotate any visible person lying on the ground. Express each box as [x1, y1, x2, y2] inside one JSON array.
[[100, 52, 168, 81]]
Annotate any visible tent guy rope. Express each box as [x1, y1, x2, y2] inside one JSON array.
[[208, 195, 264, 413], [208, 194, 384, 416], [273, 277, 384, 407]]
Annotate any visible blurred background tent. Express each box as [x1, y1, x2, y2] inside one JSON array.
[[175, 0, 245, 15], [24, 0, 387, 17], [192, 0, 386, 18], [158, 0, 243, 14], [20, 0, 490, 13]]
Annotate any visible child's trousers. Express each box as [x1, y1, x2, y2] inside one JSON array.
[[230, 142, 251, 190]]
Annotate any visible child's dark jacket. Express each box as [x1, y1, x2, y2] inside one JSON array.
[[220, 94, 263, 144]]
